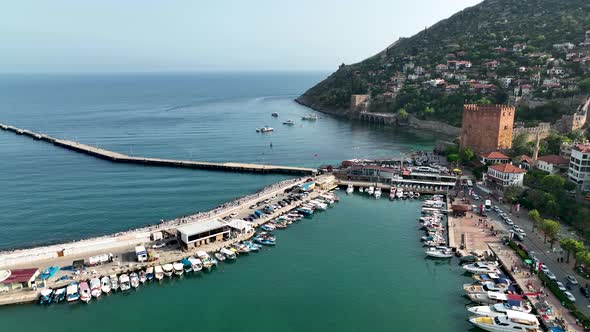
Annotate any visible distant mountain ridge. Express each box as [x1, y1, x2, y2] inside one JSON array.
[[297, 0, 590, 128]]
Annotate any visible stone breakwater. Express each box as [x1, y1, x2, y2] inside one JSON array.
[[0, 176, 311, 268]]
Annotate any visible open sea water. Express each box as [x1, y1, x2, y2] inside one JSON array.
[[0, 72, 474, 331]]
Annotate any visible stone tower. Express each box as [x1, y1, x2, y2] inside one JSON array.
[[459, 104, 516, 153]]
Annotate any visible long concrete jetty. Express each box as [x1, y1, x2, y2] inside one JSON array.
[[0, 123, 317, 176]]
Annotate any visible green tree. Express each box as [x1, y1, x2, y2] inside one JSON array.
[[541, 219, 561, 248], [579, 78, 590, 94], [398, 108, 409, 120], [529, 209, 542, 232], [447, 153, 460, 163], [560, 237, 585, 263], [512, 133, 532, 156], [575, 250, 590, 267], [424, 106, 435, 114], [541, 175, 565, 189], [504, 186, 524, 204], [476, 97, 492, 105], [461, 148, 475, 161]]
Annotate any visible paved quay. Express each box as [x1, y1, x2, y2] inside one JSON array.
[[0, 122, 317, 176]]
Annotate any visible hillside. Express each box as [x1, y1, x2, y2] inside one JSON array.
[[297, 0, 590, 127]]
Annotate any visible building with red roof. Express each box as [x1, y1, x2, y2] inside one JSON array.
[[0, 268, 39, 290], [536, 155, 569, 174], [486, 163, 526, 189], [479, 151, 510, 165]]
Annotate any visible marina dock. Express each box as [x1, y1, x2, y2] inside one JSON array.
[[0, 123, 317, 176], [337, 180, 450, 194]]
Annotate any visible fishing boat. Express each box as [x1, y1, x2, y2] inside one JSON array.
[[463, 261, 501, 274], [359, 187, 364, 193], [39, 288, 54, 305], [374, 187, 382, 199], [296, 207, 313, 216], [425, 246, 453, 258], [301, 113, 319, 121], [119, 274, 131, 291], [214, 252, 226, 262], [468, 303, 533, 317], [66, 282, 79, 302], [109, 274, 119, 291], [146, 267, 154, 281], [172, 262, 184, 276], [188, 256, 203, 272], [242, 241, 261, 252], [232, 242, 250, 254], [367, 186, 374, 195], [100, 276, 111, 294], [396, 188, 404, 199], [130, 273, 140, 288], [283, 119, 295, 125], [79, 281, 91, 303], [346, 184, 354, 194], [89, 277, 102, 298], [162, 264, 174, 277], [52, 287, 66, 303], [254, 233, 276, 246], [468, 311, 541, 332], [181, 258, 193, 273], [196, 251, 214, 271], [261, 223, 276, 231], [139, 270, 147, 283], [271, 112, 279, 117], [220, 248, 237, 260], [40, 266, 59, 281], [154, 265, 164, 280]]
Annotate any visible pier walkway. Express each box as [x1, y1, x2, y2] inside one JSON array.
[[0, 123, 317, 176]]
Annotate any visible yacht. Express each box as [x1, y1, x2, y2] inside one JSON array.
[[154, 265, 164, 280], [109, 274, 119, 292], [130, 272, 140, 288], [100, 276, 111, 294], [469, 311, 541, 332], [467, 291, 511, 304], [425, 246, 453, 258], [79, 281, 91, 303], [283, 120, 295, 125], [89, 277, 101, 298], [301, 113, 319, 121], [162, 264, 174, 277], [464, 280, 512, 294], [119, 274, 131, 291], [256, 127, 274, 133], [468, 303, 533, 317], [66, 282, 79, 302], [346, 184, 354, 194], [463, 261, 500, 274]]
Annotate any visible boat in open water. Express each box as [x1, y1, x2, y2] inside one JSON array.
[[301, 113, 319, 121]]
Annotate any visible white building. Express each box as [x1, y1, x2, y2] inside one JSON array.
[[485, 163, 526, 189], [536, 155, 569, 174], [568, 144, 590, 192], [176, 219, 230, 250]]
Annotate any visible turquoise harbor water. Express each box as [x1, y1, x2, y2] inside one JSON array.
[[0, 73, 472, 331]]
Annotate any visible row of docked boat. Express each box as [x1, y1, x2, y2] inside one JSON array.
[[419, 195, 450, 257], [346, 184, 421, 200]]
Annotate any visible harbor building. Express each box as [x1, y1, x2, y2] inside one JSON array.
[[485, 163, 526, 189], [177, 219, 231, 250], [460, 104, 515, 153], [568, 144, 590, 192], [0, 268, 39, 291]]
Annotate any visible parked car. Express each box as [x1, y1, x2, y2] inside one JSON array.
[[540, 264, 550, 273], [564, 291, 576, 302], [556, 281, 567, 292], [152, 242, 166, 249], [545, 271, 557, 281], [566, 275, 579, 285], [230, 212, 239, 218], [580, 286, 590, 298]]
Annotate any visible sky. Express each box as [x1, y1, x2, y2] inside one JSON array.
[[0, 0, 482, 73]]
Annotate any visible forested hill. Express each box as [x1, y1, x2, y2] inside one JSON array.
[[297, 0, 590, 127]]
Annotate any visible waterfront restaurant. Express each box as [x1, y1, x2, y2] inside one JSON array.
[[177, 219, 231, 250]]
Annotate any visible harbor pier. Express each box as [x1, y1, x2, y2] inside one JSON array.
[[0, 123, 317, 176]]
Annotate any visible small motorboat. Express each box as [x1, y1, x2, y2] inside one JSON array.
[[254, 234, 276, 246], [90, 277, 102, 298], [283, 120, 295, 125], [79, 281, 91, 303], [271, 112, 279, 117], [39, 288, 54, 305], [242, 241, 261, 252], [197, 251, 214, 271], [146, 267, 154, 281], [181, 258, 193, 273], [162, 264, 174, 277], [100, 276, 111, 294], [129, 273, 140, 288], [220, 248, 237, 260], [154, 265, 165, 280], [346, 184, 354, 194], [214, 252, 226, 262], [66, 282, 79, 302], [256, 126, 274, 133], [52, 287, 66, 303], [425, 246, 453, 259], [119, 274, 131, 291], [261, 223, 276, 231], [172, 262, 184, 276], [301, 113, 319, 121], [109, 274, 119, 292], [188, 257, 203, 272], [139, 270, 147, 283]]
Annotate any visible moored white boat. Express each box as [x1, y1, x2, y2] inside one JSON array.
[[89, 277, 101, 298], [162, 264, 174, 277], [130, 272, 140, 288], [66, 282, 79, 302], [367, 186, 374, 195], [374, 187, 382, 199], [139, 270, 147, 283], [220, 248, 237, 260], [214, 252, 226, 262], [425, 246, 453, 258], [468, 311, 541, 332], [463, 261, 500, 274], [100, 276, 111, 294], [468, 303, 533, 317], [196, 251, 214, 271], [154, 265, 164, 280], [109, 275, 119, 291], [346, 184, 354, 194], [79, 281, 91, 303], [188, 257, 203, 272], [119, 274, 131, 291], [146, 267, 154, 281]]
